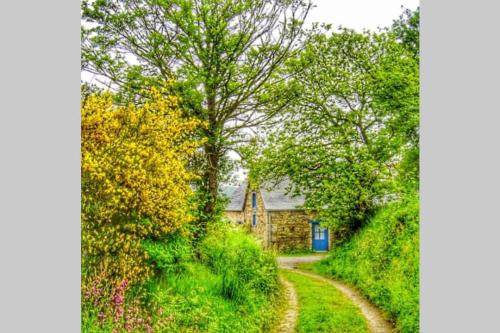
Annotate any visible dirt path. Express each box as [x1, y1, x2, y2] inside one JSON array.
[[277, 276, 298, 333], [277, 254, 326, 269], [277, 255, 394, 333]]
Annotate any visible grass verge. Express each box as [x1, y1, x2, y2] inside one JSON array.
[[311, 193, 419, 333], [82, 222, 286, 333], [280, 269, 369, 333], [147, 262, 284, 333], [277, 249, 315, 257], [278, 251, 326, 257]]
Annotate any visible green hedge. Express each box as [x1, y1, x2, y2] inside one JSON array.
[[142, 234, 193, 275], [315, 193, 419, 333], [199, 221, 279, 302]]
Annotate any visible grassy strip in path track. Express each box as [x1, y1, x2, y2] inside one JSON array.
[[280, 269, 369, 333]]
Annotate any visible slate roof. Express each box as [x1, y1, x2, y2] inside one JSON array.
[[220, 185, 237, 198], [223, 181, 248, 211], [223, 178, 305, 212], [260, 179, 305, 211]]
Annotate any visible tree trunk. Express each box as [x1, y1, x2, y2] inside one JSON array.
[[198, 91, 220, 236], [204, 142, 220, 214]]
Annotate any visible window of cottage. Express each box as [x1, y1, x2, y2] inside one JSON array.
[[315, 226, 325, 240]]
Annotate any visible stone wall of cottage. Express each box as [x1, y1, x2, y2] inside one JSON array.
[[243, 189, 269, 247], [328, 223, 333, 251], [224, 211, 245, 225], [267, 210, 315, 251]]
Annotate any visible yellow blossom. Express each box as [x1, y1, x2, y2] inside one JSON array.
[[81, 85, 204, 286]]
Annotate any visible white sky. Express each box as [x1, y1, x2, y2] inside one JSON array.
[[306, 0, 419, 31]]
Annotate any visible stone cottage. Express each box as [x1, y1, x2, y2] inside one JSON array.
[[223, 179, 332, 252]]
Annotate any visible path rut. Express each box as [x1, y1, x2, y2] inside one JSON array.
[[277, 276, 299, 333]]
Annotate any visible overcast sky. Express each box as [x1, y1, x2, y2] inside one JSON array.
[[306, 0, 419, 31]]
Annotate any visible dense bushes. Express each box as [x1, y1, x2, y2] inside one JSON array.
[[314, 193, 419, 333], [145, 222, 282, 332], [199, 222, 279, 302], [142, 234, 193, 275], [81, 88, 283, 332], [81, 87, 205, 331], [144, 221, 281, 332], [83, 221, 283, 333], [81, 88, 203, 287]]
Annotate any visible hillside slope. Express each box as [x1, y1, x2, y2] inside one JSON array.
[[314, 194, 419, 333]]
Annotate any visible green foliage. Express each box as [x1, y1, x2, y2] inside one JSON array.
[[80, 81, 103, 100], [186, 173, 234, 238], [81, 88, 205, 333], [281, 270, 369, 333], [147, 262, 283, 333], [247, 10, 419, 236], [313, 193, 419, 333], [82, 0, 312, 223], [199, 221, 279, 302], [278, 248, 315, 256], [142, 234, 193, 275], [83, 221, 282, 333], [392, 7, 420, 58], [147, 222, 281, 332]]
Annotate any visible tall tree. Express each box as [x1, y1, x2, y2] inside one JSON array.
[[247, 25, 419, 236], [82, 0, 311, 231]]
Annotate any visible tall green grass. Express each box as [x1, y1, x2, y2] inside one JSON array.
[[82, 222, 284, 333], [147, 222, 282, 332], [148, 261, 282, 333], [199, 222, 279, 302], [313, 193, 419, 333]]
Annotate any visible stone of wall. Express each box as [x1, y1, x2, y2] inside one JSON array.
[[329, 224, 333, 251], [268, 210, 317, 252], [224, 211, 245, 225], [244, 188, 269, 247]]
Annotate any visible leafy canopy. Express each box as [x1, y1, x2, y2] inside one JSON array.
[[247, 20, 419, 236]]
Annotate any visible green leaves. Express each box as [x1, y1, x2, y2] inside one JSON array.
[[82, 0, 313, 222], [250, 8, 419, 237], [315, 192, 419, 332], [392, 7, 420, 59]]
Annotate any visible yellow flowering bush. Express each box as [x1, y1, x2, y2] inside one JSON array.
[[81, 87, 204, 286]]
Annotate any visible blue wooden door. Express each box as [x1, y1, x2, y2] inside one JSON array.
[[312, 222, 328, 251]]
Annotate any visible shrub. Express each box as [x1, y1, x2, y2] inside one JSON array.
[[199, 222, 279, 302], [142, 234, 193, 275], [135, 221, 282, 332], [83, 220, 283, 332], [146, 262, 282, 333], [81, 86, 204, 330], [81, 86, 203, 285]]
